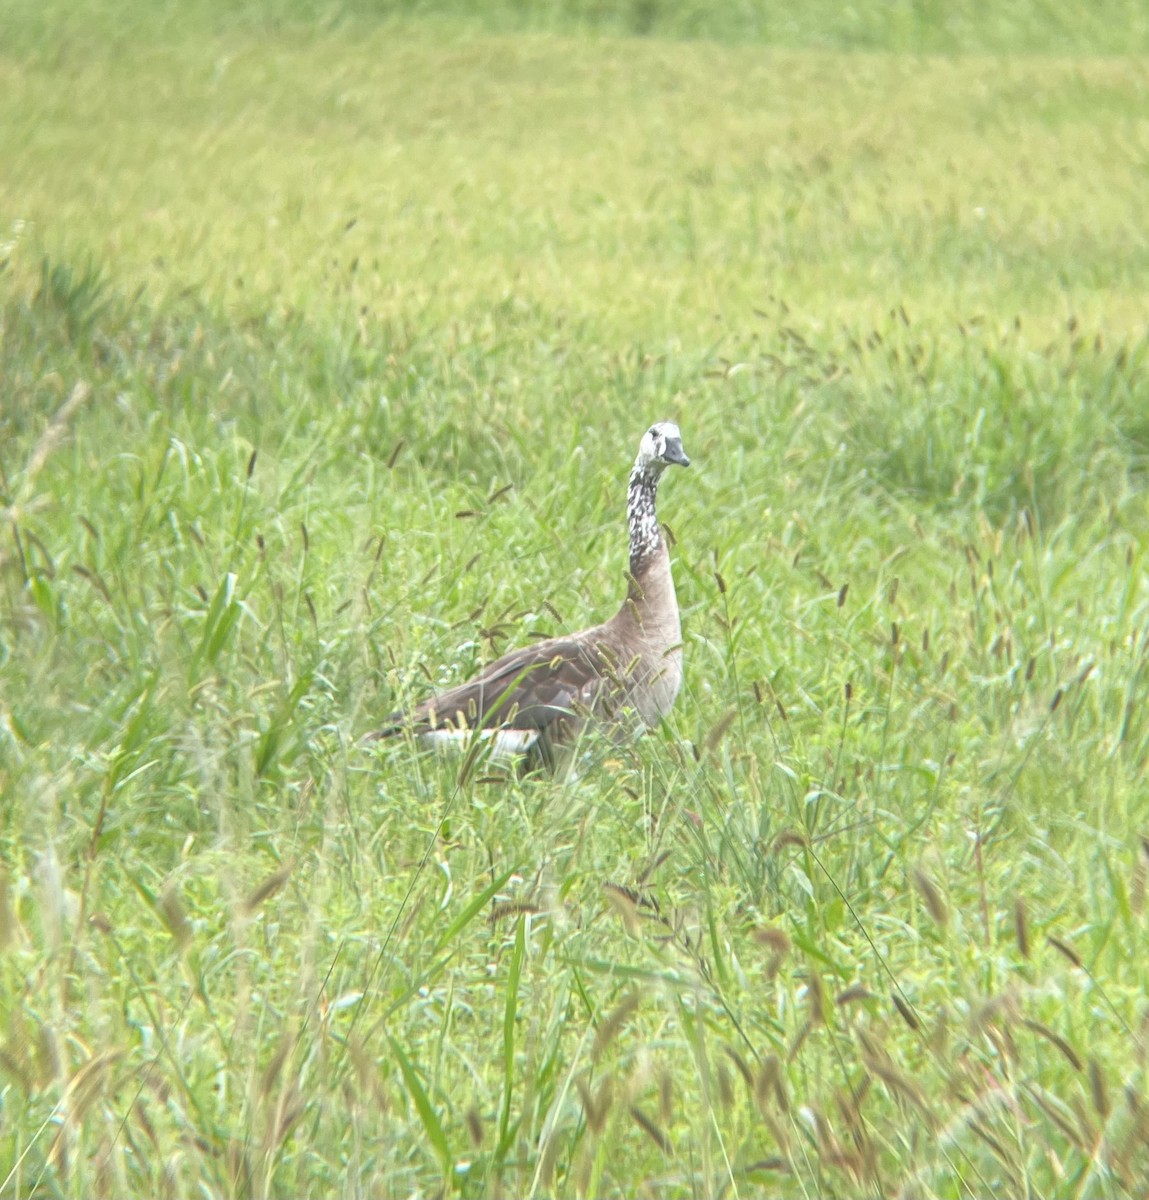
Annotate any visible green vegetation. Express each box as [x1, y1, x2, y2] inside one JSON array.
[[2, 2, 1149, 1195], [7, 0, 1149, 53]]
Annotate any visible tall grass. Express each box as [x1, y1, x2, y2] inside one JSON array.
[[2, 3, 1149, 1196]]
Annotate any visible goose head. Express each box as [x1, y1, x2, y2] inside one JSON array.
[[635, 421, 690, 472]]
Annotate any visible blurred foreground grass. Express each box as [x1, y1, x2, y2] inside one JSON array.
[[2, 4, 1149, 1196]]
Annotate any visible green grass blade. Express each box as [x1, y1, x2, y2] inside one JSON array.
[[390, 1037, 450, 1173]]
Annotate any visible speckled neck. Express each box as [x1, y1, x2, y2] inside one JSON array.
[[626, 462, 664, 583]]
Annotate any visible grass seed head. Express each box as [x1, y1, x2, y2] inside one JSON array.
[[789, 1018, 813, 1061], [753, 925, 791, 955], [723, 1045, 754, 1092], [659, 1068, 674, 1123], [465, 1107, 484, 1148], [836, 984, 877, 1008], [0, 865, 16, 951], [1088, 1058, 1111, 1118], [805, 972, 827, 1025], [158, 884, 192, 951], [860, 1049, 932, 1124], [717, 1060, 734, 1110], [538, 1126, 562, 1190], [1047, 934, 1083, 969], [630, 1106, 670, 1153], [911, 867, 948, 927], [891, 991, 921, 1031], [576, 1075, 614, 1134], [756, 1054, 789, 1114], [754, 924, 792, 979], [1132, 852, 1146, 916], [772, 830, 808, 854], [88, 912, 112, 935], [972, 990, 1019, 1031], [592, 991, 640, 1063], [258, 1037, 290, 1102], [1022, 1020, 1082, 1071], [1014, 897, 1030, 957], [1027, 1084, 1087, 1150], [704, 707, 739, 754], [242, 860, 294, 915]]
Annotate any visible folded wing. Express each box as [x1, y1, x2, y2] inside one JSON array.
[[383, 633, 624, 741]]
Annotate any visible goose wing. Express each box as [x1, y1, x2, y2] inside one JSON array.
[[393, 633, 620, 736]]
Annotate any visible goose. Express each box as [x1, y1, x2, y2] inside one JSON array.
[[374, 421, 691, 769]]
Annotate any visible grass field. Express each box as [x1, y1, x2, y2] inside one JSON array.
[[2, 2, 1149, 1196]]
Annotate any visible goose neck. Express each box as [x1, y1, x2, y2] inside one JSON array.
[[626, 463, 663, 582]]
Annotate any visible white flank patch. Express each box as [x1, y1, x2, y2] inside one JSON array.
[[419, 727, 540, 759]]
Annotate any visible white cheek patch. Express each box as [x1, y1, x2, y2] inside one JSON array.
[[419, 728, 540, 759]]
